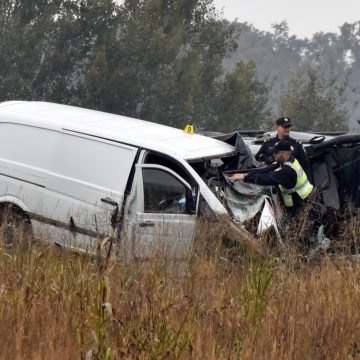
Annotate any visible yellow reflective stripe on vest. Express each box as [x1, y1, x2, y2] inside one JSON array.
[[279, 159, 314, 207]]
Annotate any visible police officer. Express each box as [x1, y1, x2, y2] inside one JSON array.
[[229, 140, 314, 216], [255, 117, 312, 179]]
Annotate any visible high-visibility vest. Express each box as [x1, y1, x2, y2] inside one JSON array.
[[278, 159, 314, 207]]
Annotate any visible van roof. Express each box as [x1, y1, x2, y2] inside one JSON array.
[[0, 101, 234, 161]]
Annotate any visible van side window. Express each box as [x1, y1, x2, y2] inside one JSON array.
[[144, 152, 195, 188], [143, 168, 188, 214]]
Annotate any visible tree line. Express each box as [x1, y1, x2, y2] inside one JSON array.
[[225, 21, 360, 132], [0, 0, 356, 133]]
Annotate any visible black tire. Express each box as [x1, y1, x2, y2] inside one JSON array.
[[0, 203, 33, 248]]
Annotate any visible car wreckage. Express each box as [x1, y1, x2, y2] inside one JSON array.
[[208, 129, 360, 249]]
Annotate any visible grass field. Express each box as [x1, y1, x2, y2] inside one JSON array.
[[1, 221, 360, 359]]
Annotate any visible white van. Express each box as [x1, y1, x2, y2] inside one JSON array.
[[0, 101, 273, 256]]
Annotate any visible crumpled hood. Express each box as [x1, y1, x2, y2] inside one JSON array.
[[223, 179, 272, 223]]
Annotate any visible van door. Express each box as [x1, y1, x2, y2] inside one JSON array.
[[46, 132, 138, 252], [124, 164, 197, 258]]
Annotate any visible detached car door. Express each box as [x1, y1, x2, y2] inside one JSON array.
[[125, 164, 197, 258]]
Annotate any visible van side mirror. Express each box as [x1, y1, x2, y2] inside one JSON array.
[[309, 135, 325, 144]]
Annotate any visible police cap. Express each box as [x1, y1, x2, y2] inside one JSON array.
[[269, 140, 294, 154], [276, 117, 293, 128]]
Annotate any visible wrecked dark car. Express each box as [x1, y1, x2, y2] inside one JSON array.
[[307, 134, 360, 210], [245, 130, 360, 211], [206, 130, 360, 248]]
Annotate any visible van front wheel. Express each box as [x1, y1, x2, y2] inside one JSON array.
[[0, 203, 33, 248]]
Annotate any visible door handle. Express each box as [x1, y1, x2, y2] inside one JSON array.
[[139, 221, 155, 228], [101, 197, 118, 206]]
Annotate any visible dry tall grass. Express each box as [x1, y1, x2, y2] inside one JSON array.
[[1, 222, 360, 359]]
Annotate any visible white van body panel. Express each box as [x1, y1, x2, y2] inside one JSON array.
[[0, 101, 236, 255], [0, 101, 235, 161]]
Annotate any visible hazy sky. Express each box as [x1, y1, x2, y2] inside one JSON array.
[[213, 0, 360, 38]]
